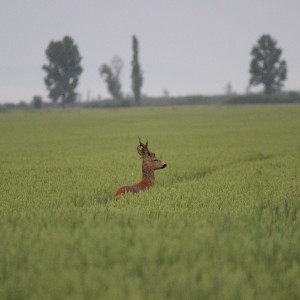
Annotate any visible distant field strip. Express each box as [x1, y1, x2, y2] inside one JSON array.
[[0, 106, 299, 299]]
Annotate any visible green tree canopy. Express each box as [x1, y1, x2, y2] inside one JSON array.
[[249, 34, 287, 94], [43, 36, 83, 106], [100, 56, 123, 100], [131, 35, 143, 104], [31, 95, 43, 109]]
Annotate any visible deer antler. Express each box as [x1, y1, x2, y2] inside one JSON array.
[[138, 136, 143, 146], [137, 137, 150, 156], [138, 137, 148, 148]]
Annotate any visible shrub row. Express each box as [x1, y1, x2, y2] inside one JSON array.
[[225, 92, 300, 104]]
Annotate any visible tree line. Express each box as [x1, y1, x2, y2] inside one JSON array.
[[40, 34, 288, 107]]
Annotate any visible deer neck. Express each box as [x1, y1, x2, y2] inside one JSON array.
[[142, 163, 155, 184]]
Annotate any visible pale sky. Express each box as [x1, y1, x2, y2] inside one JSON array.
[[1, 0, 299, 103]]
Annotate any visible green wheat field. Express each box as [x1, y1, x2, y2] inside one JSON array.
[[0, 106, 299, 299]]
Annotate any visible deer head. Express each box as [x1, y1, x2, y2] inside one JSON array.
[[137, 138, 167, 170]]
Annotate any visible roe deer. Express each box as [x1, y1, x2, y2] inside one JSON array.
[[115, 138, 167, 200]]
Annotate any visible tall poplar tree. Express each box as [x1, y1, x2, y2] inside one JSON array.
[[131, 35, 143, 104]]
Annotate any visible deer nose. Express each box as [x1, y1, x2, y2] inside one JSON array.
[[161, 163, 167, 169]]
